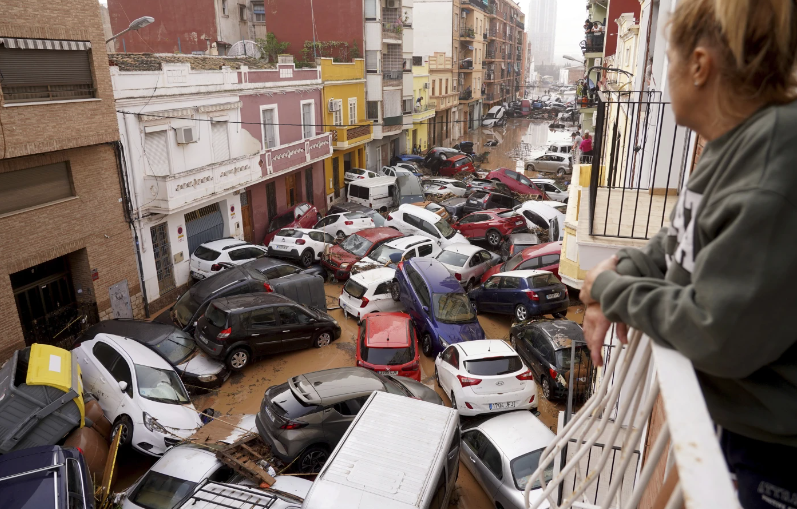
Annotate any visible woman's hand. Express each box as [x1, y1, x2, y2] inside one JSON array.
[[580, 255, 619, 306], [583, 304, 628, 366]]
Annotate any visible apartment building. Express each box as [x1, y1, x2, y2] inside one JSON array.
[[0, 0, 144, 360], [409, 60, 435, 151], [483, 0, 525, 112]]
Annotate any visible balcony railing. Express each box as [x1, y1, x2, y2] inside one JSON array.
[[485, 71, 495, 81], [382, 70, 403, 87], [459, 89, 472, 101], [585, 32, 605, 53], [382, 21, 404, 39], [488, 28, 497, 38], [459, 60, 474, 70], [1, 82, 95, 103], [486, 49, 496, 59], [524, 329, 739, 509], [588, 91, 692, 240], [330, 121, 372, 148], [460, 27, 476, 39]]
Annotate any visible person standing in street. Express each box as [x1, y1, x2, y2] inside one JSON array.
[[578, 0, 797, 507], [579, 132, 592, 163]]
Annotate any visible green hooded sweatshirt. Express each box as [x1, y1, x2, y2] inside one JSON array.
[[592, 101, 797, 446]]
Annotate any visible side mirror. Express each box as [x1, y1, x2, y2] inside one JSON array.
[[422, 305, 429, 313], [119, 381, 128, 393]]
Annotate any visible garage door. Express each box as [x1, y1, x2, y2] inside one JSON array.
[[184, 203, 224, 254]]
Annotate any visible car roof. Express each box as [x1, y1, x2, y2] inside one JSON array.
[[448, 155, 469, 162], [539, 151, 571, 159], [520, 241, 562, 258], [397, 204, 442, 223], [487, 106, 502, 113], [475, 411, 555, 459], [190, 266, 261, 302], [519, 201, 562, 219], [291, 367, 384, 405], [351, 267, 397, 285], [355, 227, 405, 242], [349, 176, 397, 187], [94, 333, 174, 369], [83, 319, 179, 344], [456, 339, 515, 359], [365, 313, 411, 348], [213, 292, 293, 311], [530, 178, 556, 184], [328, 202, 372, 214], [509, 233, 540, 243], [409, 258, 462, 293], [246, 256, 298, 271], [198, 238, 248, 250], [532, 319, 584, 349], [385, 235, 431, 249], [151, 445, 221, 482], [493, 269, 552, 278], [441, 243, 482, 256]]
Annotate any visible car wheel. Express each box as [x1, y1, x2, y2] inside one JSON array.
[[226, 348, 250, 371], [542, 377, 553, 400], [314, 331, 332, 348], [486, 229, 502, 247], [389, 280, 401, 301], [112, 415, 133, 447], [300, 249, 314, 268], [526, 164, 536, 172], [553, 311, 567, 319], [336, 230, 345, 240], [557, 168, 566, 177], [465, 279, 475, 293], [421, 333, 434, 357], [298, 446, 329, 474], [450, 392, 458, 409], [515, 304, 529, 322], [471, 299, 479, 313]]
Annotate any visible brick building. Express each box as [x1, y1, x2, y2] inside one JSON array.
[[0, 0, 144, 360]]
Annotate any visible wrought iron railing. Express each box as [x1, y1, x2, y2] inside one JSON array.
[[459, 89, 472, 101], [1, 82, 95, 103], [585, 33, 605, 53], [460, 27, 476, 38], [382, 70, 403, 86]]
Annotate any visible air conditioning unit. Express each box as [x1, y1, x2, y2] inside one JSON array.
[[175, 126, 197, 144], [328, 99, 341, 112], [386, 0, 399, 8], [423, 82, 429, 89]]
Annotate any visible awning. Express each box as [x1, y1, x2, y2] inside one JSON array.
[[140, 107, 195, 122], [198, 101, 242, 113], [0, 38, 91, 50]]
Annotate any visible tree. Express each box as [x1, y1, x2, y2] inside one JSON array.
[[256, 32, 289, 63]]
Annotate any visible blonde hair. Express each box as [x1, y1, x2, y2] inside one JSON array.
[[669, 0, 797, 107]]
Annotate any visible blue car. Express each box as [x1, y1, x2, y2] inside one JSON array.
[[470, 269, 569, 322], [390, 258, 486, 356], [396, 153, 425, 164]]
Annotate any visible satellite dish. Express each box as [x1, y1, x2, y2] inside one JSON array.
[[227, 40, 261, 59]]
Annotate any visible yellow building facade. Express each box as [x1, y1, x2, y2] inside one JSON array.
[[407, 62, 435, 153], [319, 57, 372, 207]]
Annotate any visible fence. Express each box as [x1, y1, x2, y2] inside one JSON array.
[[585, 33, 605, 53]]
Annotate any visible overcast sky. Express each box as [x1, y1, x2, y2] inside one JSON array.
[[519, 0, 585, 66]]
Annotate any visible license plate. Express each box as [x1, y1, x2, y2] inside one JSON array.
[[382, 370, 398, 375], [546, 292, 560, 300], [198, 334, 208, 344], [275, 244, 289, 250], [489, 401, 516, 410]]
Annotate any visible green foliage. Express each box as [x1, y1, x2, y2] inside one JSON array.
[[350, 40, 362, 60], [255, 32, 289, 63], [301, 40, 362, 63]]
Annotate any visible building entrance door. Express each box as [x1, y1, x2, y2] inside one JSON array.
[[184, 203, 224, 255], [150, 223, 176, 295], [286, 173, 297, 207], [332, 158, 341, 199], [240, 190, 254, 243]]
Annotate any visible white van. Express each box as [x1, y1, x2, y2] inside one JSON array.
[[301, 392, 460, 509], [347, 176, 398, 212]]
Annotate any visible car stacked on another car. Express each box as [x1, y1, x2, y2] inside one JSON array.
[[470, 270, 569, 322], [314, 211, 376, 239], [326, 202, 386, 228], [469, 178, 514, 196], [452, 209, 528, 247], [435, 244, 500, 291], [462, 190, 520, 216], [500, 232, 541, 260], [339, 267, 405, 321], [321, 227, 405, 281], [412, 200, 452, 222], [262, 203, 320, 246], [516, 200, 565, 241], [189, 239, 267, 280], [485, 168, 548, 198], [356, 312, 420, 381], [482, 241, 563, 283], [531, 178, 569, 202], [423, 177, 471, 197], [351, 234, 440, 274], [385, 204, 469, 248], [267, 228, 336, 267], [343, 167, 378, 184], [436, 154, 476, 177]]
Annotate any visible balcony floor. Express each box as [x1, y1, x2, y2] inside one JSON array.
[[584, 187, 677, 247]]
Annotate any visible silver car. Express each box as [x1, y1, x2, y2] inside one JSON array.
[[436, 243, 500, 291], [531, 179, 569, 203], [525, 152, 573, 176], [460, 411, 555, 509]]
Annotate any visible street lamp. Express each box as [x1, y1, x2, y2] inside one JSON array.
[[563, 54, 583, 63], [106, 16, 155, 43]]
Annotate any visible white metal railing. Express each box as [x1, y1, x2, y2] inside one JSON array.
[[525, 330, 740, 509]]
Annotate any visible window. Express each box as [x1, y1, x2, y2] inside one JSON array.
[[239, 4, 247, 20], [229, 247, 263, 261], [0, 44, 95, 103], [365, 50, 378, 72], [541, 254, 560, 266], [412, 56, 422, 66], [478, 439, 504, 479], [484, 276, 500, 289], [66, 458, 86, 509], [333, 396, 369, 416], [332, 103, 343, 126], [252, 1, 265, 22], [445, 79, 449, 94], [500, 276, 521, 289], [374, 282, 391, 295], [250, 307, 277, 327], [301, 101, 314, 139], [403, 98, 413, 114], [211, 121, 230, 161], [523, 210, 548, 230], [518, 257, 541, 270], [92, 342, 120, 374], [418, 243, 434, 257], [222, 0, 228, 15], [462, 430, 486, 454], [278, 306, 312, 325], [261, 106, 279, 149], [431, 80, 436, 96], [364, 0, 377, 19], [144, 130, 170, 175], [348, 98, 357, 124], [0, 161, 75, 216], [442, 346, 459, 368]]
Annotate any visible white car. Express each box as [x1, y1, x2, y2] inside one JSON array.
[[461, 411, 555, 509], [482, 105, 507, 127], [435, 243, 500, 291], [540, 200, 567, 214], [351, 235, 441, 274], [423, 178, 471, 197], [516, 201, 565, 241], [385, 204, 470, 248], [339, 267, 405, 322], [434, 339, 537, 417], [74, 333, 204, 456], [344, 167, 378, 183], [189, 239, 267, 280], [531, 178, 569, 203], [380, 165, 416, 178], [314, 211, 375, 238], [267, 228, 336, 267]]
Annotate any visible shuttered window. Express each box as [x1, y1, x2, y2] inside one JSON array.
[[301, 102, 314, 139], [364, 0, 377, 19], [0, 162, 74, 215], [144, 130, 170, 175], [212, 121, 230, 161], [0, 47, 95, 103], [367, 101, 380, 120], [365, 51, 378, 72], [261, 108, 277, 149]]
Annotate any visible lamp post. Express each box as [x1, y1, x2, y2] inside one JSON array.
[[106, 16, 155, 44], [563, 54, 583, 64]]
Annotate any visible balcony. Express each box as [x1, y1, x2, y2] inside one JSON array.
[[330, 121, 372, 150], [486, 49, 496, 60], [459, 26, 476, 39], [487, 28, 497, 40], [459, 59, 474, 71], [382, 21, 404, 43], [485, 71, 495, 81], [413, 103, 435, 122], [585, 32, 605, 54], [383, 70, 403, 88], [458, 89, 473, 101]]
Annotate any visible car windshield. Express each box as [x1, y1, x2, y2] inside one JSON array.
[[550, 182, 567, 192], [277, 229, 302, 238], [193, 246, 220, 261], [464, 355, 523, 376], [154, 332, 196, 365], [437, 250, 469, 267], [268, 212, 293, 232], [205, 303, 228, 328], [129, 470, 197, 509], [528, 274, 561, 287], [340, 234, 374, 257], [433, 293, 476, 323], [369, 243, 403, 264], [556, 347, 590, 370], [497, 210, 517, 218], [505, 251, 525, 271], [397, 175, 424, 198], [511, 448, 554, 491], [435, 218, 457, 239], [172, 291, 200, 328], [343, 278, 368, 299], [135, 365, 190, 404], [367, 211, 386, 227], [361, 334, 415, 366], [485, 112, 496, 119]]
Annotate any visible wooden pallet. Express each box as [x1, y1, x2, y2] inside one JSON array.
[[215, 434, 279, 486]]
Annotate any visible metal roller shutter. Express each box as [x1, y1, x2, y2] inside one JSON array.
[[184, 203, 225, 254], [212, 122, 230, 161], [0, 47, 94, 102]]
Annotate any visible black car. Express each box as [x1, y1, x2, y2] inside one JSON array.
[[422, 147, 471, 172], [440, 197, 467, 221], [500, 232, 540, 261], [462, 190, 520, 215], [0, 445, 93, 509], [78, 319, 230, 390], [194, 293, 341, 370], [509, 319, 592, 401], [325, 202, 386, 228], [468, 178, 513, 196]]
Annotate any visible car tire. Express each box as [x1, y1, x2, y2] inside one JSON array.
[[226, 347, 250, 371], [314, 331, 332, 348], [389, 280, 401, 301], [297, 445, 330, 474], [336, 230, 345, 240], [515, 304, 529, 322], [486, 229, 502, 247], [553, 311, 567, 319], [526, 164, 536, 172], [465, 279, 475, 293], [542, 376, 553, 400], [300, 249, 314, 268], [421, 333, 434, 357], [112, 415, 133, 448], [450, 392, 458, 410], [471, 299, 479, 313], [557, 168, 566, 177]]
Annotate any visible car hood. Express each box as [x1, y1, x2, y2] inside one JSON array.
[[138, 399, 203, 438], [482, 118, 500, 126], [436, 320, 485, 345], [174, 349, 226, 377], [393, 376, 444, 405], [327, 245, 359, 266], [446, 232, 469, 245]]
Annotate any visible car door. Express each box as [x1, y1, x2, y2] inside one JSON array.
[[498, 275, 522, 313], [244, 307, 282, 354], [517, 256, 542, 271], [314, 215, 334, 231], [277, 305, 316, 350], [401, 212, 423, 236], [228, 247, 265, 266], [417, 241, 437, 259], [419, 219, 443, 244], [323, 395, 371, 444], [539, 253, 561, 278], [461, 430, 499, 498], [437, 345, 459, 394], [85, 341, 132, 420], [478, 276, 502, 312], [470, 250, 493, 280], [474, 435, 506, 498], [373, 281, 401, 312]]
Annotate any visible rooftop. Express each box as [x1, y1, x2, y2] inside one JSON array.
[[108, 53, 278, 72]]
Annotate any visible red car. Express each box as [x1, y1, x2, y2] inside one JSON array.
[[356, 312, 420, 381], [262, 202, 320, 246], [481, 241, 562, 282], [486, 168, 548, 198], [437, 154, 476, 177], [452, 209, 528, 248], [321, 227, 404, 280]]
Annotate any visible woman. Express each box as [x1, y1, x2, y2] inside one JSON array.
[[580, 0, 797, 507], [579, 132, 592, 162]]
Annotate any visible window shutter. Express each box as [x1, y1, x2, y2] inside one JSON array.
[[144, 130, 170, 176], [302, 103, 313, 138], [262, 109, 276, 148], [365, 51, 378, 71], [212, 122, 230, 161], [0, 162, 73, 215], [0, 47, 94, 102], [364, 0, 377, 19]]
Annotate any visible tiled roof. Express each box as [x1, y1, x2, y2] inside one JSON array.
[[108, 53, 275, 71]]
